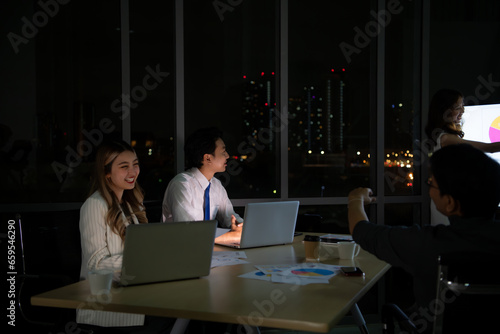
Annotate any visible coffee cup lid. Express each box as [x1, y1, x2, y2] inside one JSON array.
[[304, 235, 320, 242]]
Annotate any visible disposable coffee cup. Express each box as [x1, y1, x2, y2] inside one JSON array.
[[337, 242, 360, 260], [304, 235, 320, 261], [88, 269, 113, 295]]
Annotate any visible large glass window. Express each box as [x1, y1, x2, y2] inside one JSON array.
[[1, 0, 122, 204], [184, 0, 278, 199], [384, 0, 420, 196], [129, 1, 176, 203], [288, 1, 373, 198], [2, 0, 498, 227]]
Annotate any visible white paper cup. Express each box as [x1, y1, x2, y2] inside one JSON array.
[[88, 269, 113, 295], [337, 242, 360, 260]]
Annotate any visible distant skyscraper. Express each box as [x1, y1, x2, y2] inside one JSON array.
[[242, 72, 276, 150], [242, 70, 347, 154]]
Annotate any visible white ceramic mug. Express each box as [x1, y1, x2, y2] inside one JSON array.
[[321, 243, 339, 258], [88, 269, 113, 295], [337, 242, 360, 260]]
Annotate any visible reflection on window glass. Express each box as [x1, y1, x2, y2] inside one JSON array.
[[289, 1, 372, 198], [1, 1, 121, 203], [130, 1, 175, 202], [184, 0, 277, 199]]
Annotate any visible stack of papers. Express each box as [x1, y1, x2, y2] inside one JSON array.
[[239, 263, 343, 285], [212, 251, 249, 268]]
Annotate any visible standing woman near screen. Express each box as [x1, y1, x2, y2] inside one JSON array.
[[425, 89, 500, 226], [425, 88, 500, 152], [77, 140, 173, 333]]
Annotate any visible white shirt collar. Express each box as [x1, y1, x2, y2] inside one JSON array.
[[190, 167, 211, 189]]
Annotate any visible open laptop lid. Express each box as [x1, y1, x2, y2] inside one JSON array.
[[120, 220, 216, 286], [234, 201, 299, 249]]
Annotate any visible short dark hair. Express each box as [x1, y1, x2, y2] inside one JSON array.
[[184, 127, 223, 169], [430, 144, 500, 218]]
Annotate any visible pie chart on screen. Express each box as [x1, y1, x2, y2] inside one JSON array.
[[490, 116, 500, 143]]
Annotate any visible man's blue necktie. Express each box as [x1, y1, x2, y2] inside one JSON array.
[[204, 183, 211, 220]]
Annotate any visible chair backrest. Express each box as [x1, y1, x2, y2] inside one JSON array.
[[9, 211, 82, 329], [433, 252, 500, 334]]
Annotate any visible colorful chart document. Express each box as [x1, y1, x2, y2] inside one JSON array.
[[212, 251, 249, 268], [240, 263, 343, 285]]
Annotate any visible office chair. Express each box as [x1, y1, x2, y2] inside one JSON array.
[[381, 303, 417, 334], [382, 251, 500, 334], [432, 252, 500, 334], [14, 213, 92, 332]]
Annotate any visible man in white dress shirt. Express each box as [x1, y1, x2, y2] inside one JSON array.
[[162, 127, 243, 243]]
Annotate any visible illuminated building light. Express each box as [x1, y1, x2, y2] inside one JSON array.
[[131, 140, 137, 147]]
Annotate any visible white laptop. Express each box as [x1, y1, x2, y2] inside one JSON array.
[[119, 220, 217, 286], [215, 201, 300, 249]]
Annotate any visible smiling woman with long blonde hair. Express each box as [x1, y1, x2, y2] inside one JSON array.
[[90, 140, 147, 240], [77, 140, 173, 332]]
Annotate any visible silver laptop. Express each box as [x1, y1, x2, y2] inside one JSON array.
[[215, 201, 300, 249], [120, 220, 217, 286]]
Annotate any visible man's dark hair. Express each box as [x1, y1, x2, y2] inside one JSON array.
[[184, 127, 223, 169], [430, 144, 500, 218]]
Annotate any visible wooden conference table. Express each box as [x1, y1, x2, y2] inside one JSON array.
[[32, 233, 390, 333]]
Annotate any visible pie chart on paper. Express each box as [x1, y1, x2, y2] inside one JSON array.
[[290, 268, 335, 277], [490, 116, 500, 143]]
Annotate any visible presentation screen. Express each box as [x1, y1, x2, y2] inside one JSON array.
[[462, 103, 500, 165], [462, 103, 500, 208]]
